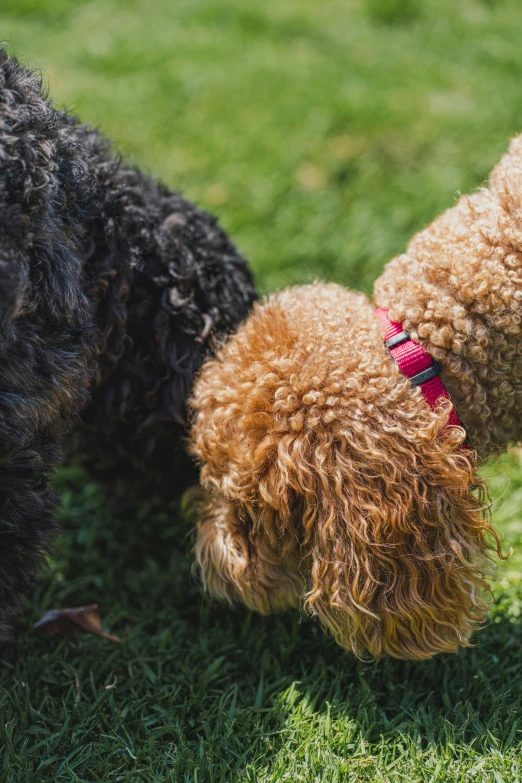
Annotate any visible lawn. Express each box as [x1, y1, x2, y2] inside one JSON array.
[[1, 0, 522, 780]]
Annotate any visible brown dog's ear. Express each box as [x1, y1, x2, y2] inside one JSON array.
[[182, 486, 303, 615], [297, 422, 498, 660]]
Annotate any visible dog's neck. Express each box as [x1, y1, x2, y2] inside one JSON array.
[[374, 138, 522, 455], [375, 307, 466, 441]]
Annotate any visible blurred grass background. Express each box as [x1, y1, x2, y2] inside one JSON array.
[[1, 0, 522, 780]]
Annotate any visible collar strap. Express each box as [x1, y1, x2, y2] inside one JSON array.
[[374, 308, 464, 433]]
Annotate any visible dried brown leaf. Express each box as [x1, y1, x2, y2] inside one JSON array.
[[34, 604, 121, 643]]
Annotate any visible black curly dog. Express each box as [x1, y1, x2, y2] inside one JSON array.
[[0, 49, 256, 644]]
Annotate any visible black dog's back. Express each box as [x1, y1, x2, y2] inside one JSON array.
[[0, 47, 256, 641], [69, 122, 257, 489]]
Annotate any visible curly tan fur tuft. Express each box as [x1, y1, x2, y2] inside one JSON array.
[[188, 284, 501, 659]]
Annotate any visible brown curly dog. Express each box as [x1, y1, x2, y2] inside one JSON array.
[[184, 133, 522, 660]]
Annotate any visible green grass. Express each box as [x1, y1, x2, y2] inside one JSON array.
[[1, 0, 522, 779]]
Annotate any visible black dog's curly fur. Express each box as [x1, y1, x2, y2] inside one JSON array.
[[0, 48, 256, 642]]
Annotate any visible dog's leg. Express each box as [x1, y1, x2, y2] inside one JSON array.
[[0, 437, 61, 646]]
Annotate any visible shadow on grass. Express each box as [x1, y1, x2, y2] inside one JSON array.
[[0, 466, 520, 778]]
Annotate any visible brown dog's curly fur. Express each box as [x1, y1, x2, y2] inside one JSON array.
[[186, 134, 522, 660]]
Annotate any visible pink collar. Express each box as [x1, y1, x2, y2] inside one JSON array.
[[375, 308, 464, 434]]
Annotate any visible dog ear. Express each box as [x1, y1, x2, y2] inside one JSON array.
[[294, 418, 498, 659], [182, 486, 303, 614]]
